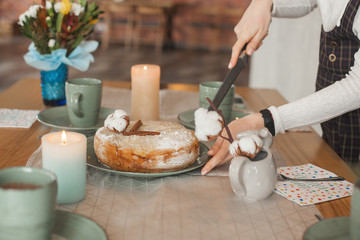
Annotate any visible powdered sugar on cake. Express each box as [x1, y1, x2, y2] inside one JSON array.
[[97, 121, 196, 150]]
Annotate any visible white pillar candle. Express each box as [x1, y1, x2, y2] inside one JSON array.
[[41, 131, 86, 204], [131, 64, 160, 120]]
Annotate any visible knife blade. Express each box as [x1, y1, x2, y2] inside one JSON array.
[[278, 174, 345, 182], [208, 46, 249, 111]]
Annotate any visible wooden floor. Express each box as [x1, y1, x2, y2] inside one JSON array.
[[0, 36, 249, 93]]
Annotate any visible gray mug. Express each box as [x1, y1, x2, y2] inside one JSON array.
[[65, 78, 102, 127], [0, 167, 57, 240]]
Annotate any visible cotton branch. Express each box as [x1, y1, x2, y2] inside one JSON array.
[[206, 97, 234, 143]]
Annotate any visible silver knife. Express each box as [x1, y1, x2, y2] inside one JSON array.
[[208, 45, 249, 110], [278, 174, 345, 182]]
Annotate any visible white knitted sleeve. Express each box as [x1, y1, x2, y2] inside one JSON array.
[[272, 0, 318, 18], [269, 49, 360, 135]]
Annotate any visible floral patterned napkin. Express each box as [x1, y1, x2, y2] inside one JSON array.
[[275, 163, 353, 206], [0, 108, 39, 128]]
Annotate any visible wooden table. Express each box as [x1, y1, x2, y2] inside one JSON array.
[[0, 78, 356, 219]]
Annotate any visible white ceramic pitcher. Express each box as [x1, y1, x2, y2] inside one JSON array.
[[229, 131, 277, 202]]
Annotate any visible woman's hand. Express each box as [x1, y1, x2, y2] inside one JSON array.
[[201, 113, 264, 175], [228, 0, 273, 69]]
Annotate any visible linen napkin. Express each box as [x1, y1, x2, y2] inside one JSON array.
[[275, 163, 353, 206], [0, 108, 40, 128]]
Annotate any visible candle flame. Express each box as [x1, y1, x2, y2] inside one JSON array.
[[61, 130, 67, 144]]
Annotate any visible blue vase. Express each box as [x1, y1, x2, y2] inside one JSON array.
[[40, 63, 68, 106]]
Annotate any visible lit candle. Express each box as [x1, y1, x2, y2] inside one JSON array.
[[41, 131, 86, 204], [131, 64, 160, 120]]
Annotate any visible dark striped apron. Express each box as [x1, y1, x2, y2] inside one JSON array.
[[316, 0, 360, 163]]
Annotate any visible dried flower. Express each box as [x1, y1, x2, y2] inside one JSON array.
[[48, 39, 56, 48], [54, 0, 72, 15], [71, 3, 84, 16], [45, 1, 52, 9]]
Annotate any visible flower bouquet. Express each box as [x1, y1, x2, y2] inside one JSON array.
[[18, 0, 103, 106]]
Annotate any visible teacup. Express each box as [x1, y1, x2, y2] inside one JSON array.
[[0, 167, 57, 240], [65, 78, 102, 127], [199, 81, 235, 123]]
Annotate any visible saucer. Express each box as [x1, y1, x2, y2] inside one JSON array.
[[303, 216, 350, 240], [37, 107, 114, 131], [53, 210, 107, 240], [177, 109, 247, 130]]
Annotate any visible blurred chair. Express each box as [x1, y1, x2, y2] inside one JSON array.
[[132, 6, 166, 52], [101, 3, 135, 50]]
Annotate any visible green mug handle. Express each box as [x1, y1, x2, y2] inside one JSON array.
[[71, 92, 83, 117]]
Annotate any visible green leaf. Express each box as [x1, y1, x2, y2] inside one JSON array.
[[91, 10, 102, 16], [56, 13, 64, 33], [68, 36, 83, 55], [22, 31, 33, 40], [89, 2, 96, 12], [84, 10, 91, 22], [80, 0, 87, 7]]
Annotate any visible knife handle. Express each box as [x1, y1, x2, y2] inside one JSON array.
[[208, 46, 249, 110]]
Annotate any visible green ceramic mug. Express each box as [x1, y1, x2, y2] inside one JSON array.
[[0, 167, 57, 240], [199, 81, 235, 123], [65, 78, 102, 127]]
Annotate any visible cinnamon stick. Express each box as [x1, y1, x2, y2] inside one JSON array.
[[128, 120, 143, 132], [122, 131, 160, 136]]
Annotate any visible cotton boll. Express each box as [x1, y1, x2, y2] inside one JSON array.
[[239, 136, 258, 155], [104, 110, 130, 133], [194, 108, 223, 141], [229, 134, 263, 159], [113, 109, 128, 118], [229, 140, 241, 156], [258, 128, 269, 138], [258, 128, 273, 147], [249, 134, 263, 150]]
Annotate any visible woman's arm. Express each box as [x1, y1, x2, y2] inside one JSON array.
[[272, 49, 360, 133], [229, 0, 317, 68], [272, 0, 317, 18], [228, 0, 273, 68], [202, 49, 360, 175]]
